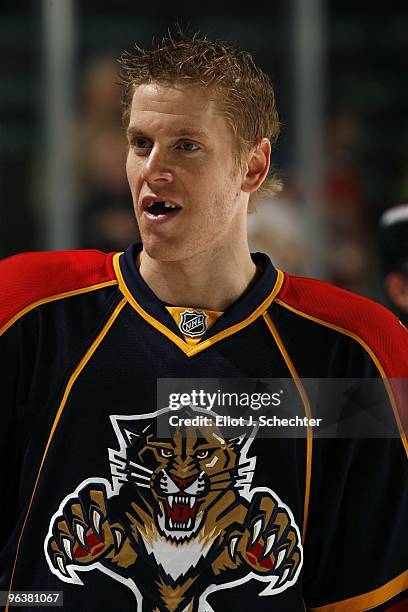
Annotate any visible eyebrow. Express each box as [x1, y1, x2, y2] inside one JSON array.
[[147, 441, 175, 448], [126, 126, 209, 139]]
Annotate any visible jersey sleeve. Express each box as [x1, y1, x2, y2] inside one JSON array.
[[0, 249, 115, 333], [303, 435, 407, 611], [287, 281, 408, 611], [0, 322, 22, 556], [0, 249, 116, 564]]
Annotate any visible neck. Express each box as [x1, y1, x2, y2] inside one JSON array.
[[138, 241, 257, 311]]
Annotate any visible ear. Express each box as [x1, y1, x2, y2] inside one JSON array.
[[384, 272, 408, 311], [241, 138, 271, 194], [111, 415, 154, 448], [116, 420, 142, 447]]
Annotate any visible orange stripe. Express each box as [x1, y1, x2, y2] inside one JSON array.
[[263, 312, 313, 543], [276, 298, 408, 458], [113, 253, 285, 357], [113, 253, 190, 352], [0, 280, 118, 337], [310, 569, 408, 611], [6, 298, 126, 609]]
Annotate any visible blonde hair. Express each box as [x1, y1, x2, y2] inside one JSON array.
[[119, 32, 282, 210]]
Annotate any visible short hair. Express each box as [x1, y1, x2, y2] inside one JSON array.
[[118, 32, 282, 210], [378, 204, 408, 276]]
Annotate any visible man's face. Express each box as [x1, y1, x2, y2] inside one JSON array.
[[126, 82, 246, 261]]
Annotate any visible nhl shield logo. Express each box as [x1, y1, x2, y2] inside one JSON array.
[[179, 309, 208, 337]]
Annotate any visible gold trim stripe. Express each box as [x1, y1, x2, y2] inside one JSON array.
[[0, 280, 118, 337], [263, 312, 313, 543], [310, 568, 408, 611], [6, 298, 127, 609], [276, 298, 408, 458], [113, 253, 189, 352], [113, 253, 285, 357]]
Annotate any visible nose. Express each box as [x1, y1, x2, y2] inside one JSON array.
[[171, 474, 197, 490], [140, 146, 173, 185]]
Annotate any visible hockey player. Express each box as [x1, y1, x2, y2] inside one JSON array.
[[0, 34, 407, 611]]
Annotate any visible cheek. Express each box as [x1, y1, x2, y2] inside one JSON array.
[[202, 454, 219, 469], [125, 155, 133, 189], [126, 154, 141, 192], [204, 177, 241, 223]]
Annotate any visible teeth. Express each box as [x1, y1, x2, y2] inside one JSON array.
[[176, 496, 189, 504], [189, 497, 195, 508], [187, 518, 193, 529], [147, 201, 178, 210], [169, 518, 174, 529], [168, 496, 174, 509]]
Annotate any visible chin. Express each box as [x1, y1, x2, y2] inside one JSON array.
[[142, 234, 196, 263]]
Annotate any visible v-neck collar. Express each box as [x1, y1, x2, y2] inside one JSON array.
[[113, 242, 284, 356]]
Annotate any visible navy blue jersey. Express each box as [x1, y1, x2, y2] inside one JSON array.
[[0, 242, 407, 611]]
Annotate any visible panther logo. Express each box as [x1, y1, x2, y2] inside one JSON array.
[[44, 406, 303, 611]]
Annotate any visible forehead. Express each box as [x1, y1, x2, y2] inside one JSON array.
[[128, 82, 226, 133], [159, 427, 226, 451]]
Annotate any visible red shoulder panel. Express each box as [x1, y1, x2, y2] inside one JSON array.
[[0, 249, 117, 331], [278, 273, 408, 379]]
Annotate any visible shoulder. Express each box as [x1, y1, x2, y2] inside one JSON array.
[[276, 272, 408, 377], [0, 249, 117, 333]]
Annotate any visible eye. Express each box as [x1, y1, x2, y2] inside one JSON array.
[[160, 448, 174, 458], [131, 137, 152, 150], [177, 141, 200, 152], [195, 449, 209, 459]]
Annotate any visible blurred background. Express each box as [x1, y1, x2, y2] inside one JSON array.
[[1, 0, 407, 306]]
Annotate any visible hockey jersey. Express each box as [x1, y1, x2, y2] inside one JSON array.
[[0, 242, 407, 611]]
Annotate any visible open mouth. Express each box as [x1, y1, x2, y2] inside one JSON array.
[[144, 200, 182, 218], [164, 494, 199, 530]]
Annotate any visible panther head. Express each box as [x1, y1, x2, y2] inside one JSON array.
[[110, 406, 255, 542]]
